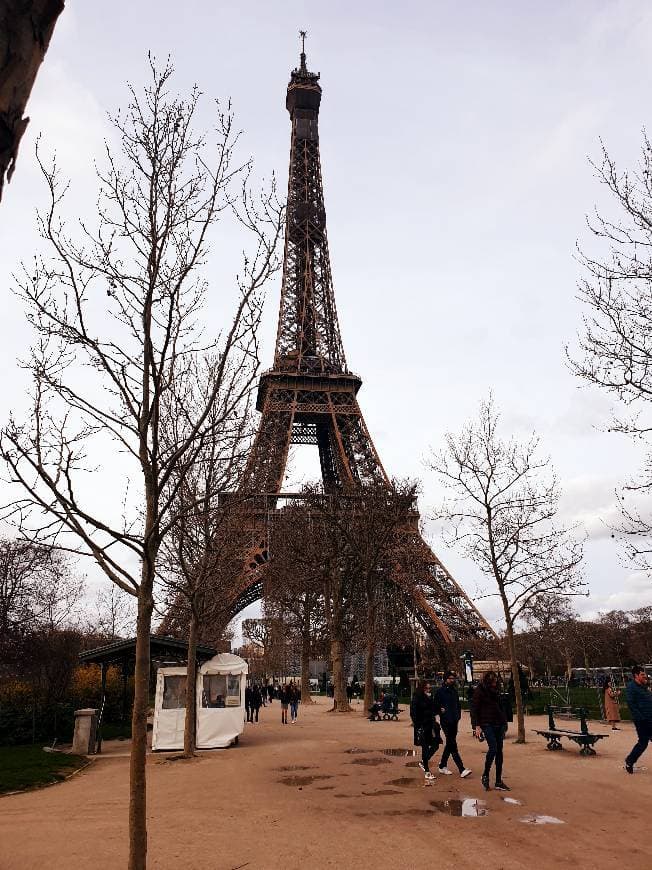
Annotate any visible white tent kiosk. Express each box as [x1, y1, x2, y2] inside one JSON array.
[[152, 653, 248, 751]]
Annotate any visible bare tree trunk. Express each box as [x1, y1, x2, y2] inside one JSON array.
[[300, 626, 312, 705], [330, 636, 350, 712], [504, 618, 525, 743], [128, 580, 153, 870], [183, 611, 198, 757], [0, 0, 65, 200], [363, 634, 375, 718]]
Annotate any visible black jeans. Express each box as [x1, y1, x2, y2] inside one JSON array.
[[482, 723, 506, 781], [245, 705, 252, 722], [253, 705, 260, 722], [440, 720, 464, 772], [626, 720, 652, 767], [416, 726, 436, 772]]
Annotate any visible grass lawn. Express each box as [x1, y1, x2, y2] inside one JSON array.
[[0, 745, 87, 794]]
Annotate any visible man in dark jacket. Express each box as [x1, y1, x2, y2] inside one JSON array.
[[244, 685, 253, 723], [251, 684, 263, 723], [471, 671, 510, 792], [625, 665, 652, 773], [434, 672, 471, 778]]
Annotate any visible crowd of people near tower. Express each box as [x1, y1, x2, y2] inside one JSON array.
[[409, 665, 652, 787]]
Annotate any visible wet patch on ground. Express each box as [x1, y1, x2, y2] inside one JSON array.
[[361, 788, 404, 796], [277, 774, 333, 787], [430, 798, 488, 817], [315, 785, 335, 790], [405, 761, 420, 768], [381, 748, 417, 757], [384, 776, 422, 787], [275, 765, 316, 772], [344, 748, 374, 754], [350, 757, 391, 766], [520, 814, 564, 825], [354, 808, 436, 818]]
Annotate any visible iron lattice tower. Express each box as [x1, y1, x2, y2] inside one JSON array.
[[234, 43, 494, 644]]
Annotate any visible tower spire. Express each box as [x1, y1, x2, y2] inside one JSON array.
[[299, 29, 307, 73]]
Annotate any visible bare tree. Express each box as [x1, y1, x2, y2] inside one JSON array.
[[0, 60, 281, 870], [265, 508, 327, 703], [157, 337, 267, 757], [94, 584, 135, 642], [571, 134, 652, 568], [336, 482, 419, 717], [0, 0, 65, 200], [430, 396, 585, 742]]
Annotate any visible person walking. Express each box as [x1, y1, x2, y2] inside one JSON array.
[[280, 683, 290, 724], [471, 671, 510, 792], [289, 681, 300, 723], [244, 684, 253, 723], [410, 679, 438, 781], [252, 684, 263, 723], [603, 676, 621, 730], [267, 684, 274, 705], [434, 672, 472, 779], [625, 666, 652, 774]]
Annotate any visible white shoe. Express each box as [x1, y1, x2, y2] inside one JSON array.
[[424, 771, 436, 780], [439, 767, 453, 775], [460, 768, 472, 778]]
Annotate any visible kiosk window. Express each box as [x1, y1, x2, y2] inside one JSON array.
[[202, 674, 227, 708], [226, 674, 241, 706], [162, 675, 186, 709]]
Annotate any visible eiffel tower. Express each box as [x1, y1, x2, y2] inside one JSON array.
[[230, 39, 494, 645]]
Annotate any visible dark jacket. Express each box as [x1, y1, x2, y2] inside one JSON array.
[[244, 686, 253, 708], [434, 684, 461, 725], [410, 689, 435, 730], [251, 686, 262, 708], [280, 685, 290, 705], [471, 682, 507, 729], [626, 679, 652, 723]]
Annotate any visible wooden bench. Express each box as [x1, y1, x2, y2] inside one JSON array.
[[534, 705, 608, 756]]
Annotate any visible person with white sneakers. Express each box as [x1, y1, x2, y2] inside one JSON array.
[[410, 679, 439, 781], [434, 671, 472, 779]]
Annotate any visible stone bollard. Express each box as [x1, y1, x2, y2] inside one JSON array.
[[72, 708, 98, 755]]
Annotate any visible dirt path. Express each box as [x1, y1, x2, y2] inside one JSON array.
[[1, 697, 649, 870]]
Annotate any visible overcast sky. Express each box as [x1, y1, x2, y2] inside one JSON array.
[[2, 1, 652, 636]]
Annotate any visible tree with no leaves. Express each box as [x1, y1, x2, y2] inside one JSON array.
[[571, 134, 652, 569], [429, 396, 585, 743], [0, 60, 281, 870]]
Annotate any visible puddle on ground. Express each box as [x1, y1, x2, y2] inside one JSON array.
[[316, 785, 335, 790], [362, 788, 404, 796], [355, 809, 436, 818], [430, 798, 488, 817], [345, 748, 374, 754], [520, 814, 564, 825], [278, 774, 333, 787], [350, 757, 391, 766], [334, 793, 354, 798], [405, 761, 420, 768], [275, 765, 316, 772], [502, 797, 522, 805], [382, 748, 417, 757], [385, 776, 422, 788]]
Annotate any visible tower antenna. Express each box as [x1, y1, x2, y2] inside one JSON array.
[[299, 29, 307, 72]]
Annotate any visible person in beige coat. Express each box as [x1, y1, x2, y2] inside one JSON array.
[[603, 676, 621, 730]]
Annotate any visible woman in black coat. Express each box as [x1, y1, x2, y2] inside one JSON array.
[[471, 671, 510, 792], [410, 680, 439, 780]]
